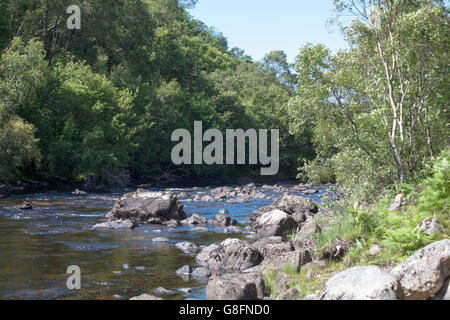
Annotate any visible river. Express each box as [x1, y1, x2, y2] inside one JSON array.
[[0, 184, 334, 300]]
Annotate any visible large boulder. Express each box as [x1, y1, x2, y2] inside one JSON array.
[[391, 239, 450, 300], [195, 239, 263, 271], [106, 190, 185, 224], [251, 210, 298, 240], [320, 266, 403, 300], [206, 273, 264, 300], [253, 193, 318, 223]]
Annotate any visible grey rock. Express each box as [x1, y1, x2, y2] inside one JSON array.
[[192, 267, 211, 278], [154, 287, 176, 295], [214, 214, 237, 227], [252, 209, 298, 240], [195, 238, 263, 271], [181, 213, 207, 225], [321, 266, 403, 300], [19, 202, 33, 210], [260, 242, 295, 259], [417, 216, 442, 236], [152, 237, 170, 243], [248, 250, 312, 274], [93, 220, 135, 229], [176, 265, 192, 276], [130, 294, 163, 300], [72, 189, 88, 196], [277, 288, 301, 300], [391, 239, 450, 300], [206, 273, 263, 300], [106, 190, 185, 224], [388, 194, 406, 211], [175, 241, 198, 253], [297, 219, 320, 237], [369, 244, 382, 256], [224, 226, 242, 234]]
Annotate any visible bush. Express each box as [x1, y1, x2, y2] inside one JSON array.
[[0, 117, 41, 181]]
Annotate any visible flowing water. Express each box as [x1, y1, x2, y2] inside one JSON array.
[[0, 184, 334, 300]]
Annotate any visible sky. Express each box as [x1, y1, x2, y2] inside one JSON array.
[[188, 0, 348, 63]]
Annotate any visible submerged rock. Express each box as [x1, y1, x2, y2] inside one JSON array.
[[106, 190, 185, 225], [93, 220, 135, 229], [153, 287, 176, 295], [18, 202, 33, 210]]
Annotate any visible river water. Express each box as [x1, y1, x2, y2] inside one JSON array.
[[0, 184, 333, 300]]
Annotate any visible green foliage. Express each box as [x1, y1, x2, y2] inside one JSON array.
[[0, 117, 41, 181]]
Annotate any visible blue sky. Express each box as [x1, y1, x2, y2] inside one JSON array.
[[188, 0, 348, 63]]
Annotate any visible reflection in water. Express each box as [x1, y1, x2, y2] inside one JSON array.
[[0, 186, 334, 300]]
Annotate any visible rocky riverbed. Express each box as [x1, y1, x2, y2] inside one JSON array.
[[0, 182, 336, 300]]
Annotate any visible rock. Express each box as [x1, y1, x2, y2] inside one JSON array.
[[432, 278, 450, 300], [106, 190, 186, 224], [236, 194, 252, 203], [252, 193, 318, 224], [200, 195, 215, 202], [195, 238, 263, 271], [192, 267, 211, 278], [248, 250, 312, 274], [251, 236, 283, 252], [318, 238, 353, 261], [416, 216, 442, 236], [252, 210, 298, 240], [214, 214, 237, 227], [302, 260, 328, 271], [219, 208, 229, 215], [303, 293, 321, 300], [320, 266, 403, 300], [154, 287, 176, 295], [130, 294, 163, 300], [260, 242, 295, 259], [72, 189, 88, 196], [163, 219, 182, 227], [388, 194, 406, 211], [224, 226, 241, 234], [93, 220, 135, 229], [178, 288, 193, 294], [273, 272, 293, 295], [297, 219, 320, 237], [369, 244, 382, 256], [175, 241, 198, 254], [277, 288, 301, 300], [192, 227, 208, 232], [391, 239, 450, 300], [152, 237, 170, 243], [19, 202, 33, 210], [302, 189, 319, 195], [206, 273, 263, 300], [176, 265, 192, 276], [181, 213, 207, 225]]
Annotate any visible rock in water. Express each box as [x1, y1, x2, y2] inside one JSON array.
[[93, 220, 135, 229], [176, 265, 192, 276], [320, 266, 403, 300], [251, 209, 298, 240], [214, 214, 237, 227], [391, 239, 450, 300], [129, 294, 163, 300], [195, 239, 263, 271], [19, 202, 33, 210], [206, 273, 264, 300], [106, 190, 185, 225], [181, 213, 207, 225], [72, 189, 88, 196], [175, 242, 198, 253]]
